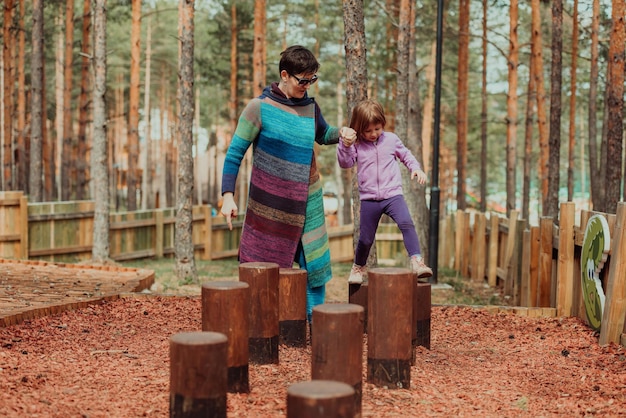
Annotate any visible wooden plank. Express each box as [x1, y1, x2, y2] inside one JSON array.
[[155, 210, 164, 258], [203, 205, 212, 260], [556, 202, 576, 317], [461, 211, 471, 277], [599, 203, 626, 345], [538, 217, 553, 308], [510, 219, 525, 306], [521, 229, 531, 306], [487, 213, 499, 287], [473, 213, 486, 282], [528, 226, 540, 307], [454, 210, 464, 272], [503, 210, 519, 296]]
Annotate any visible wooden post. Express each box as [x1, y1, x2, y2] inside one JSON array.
[[538, 217, 554, 307], [413, 281, 431, 353], [19, 194, 28, 259], [454, 210, 465, 271], [600, 203, 626, 345], [487, 212, 499, 287], [473, 213, 486, 282], [203, 205, 212, 260], [556, 202, 576, 317], [279, 268, 308, 347], [461, 211, 471, 277], [528, 226, 540, 307], [348, 282, 368, 333], [155, 209, 164, 258], [239, 262, 280, 364], [201, 281, 250, 393], [287, 380, 356, 418], [169, 331, 228, 418], [311, 303, 364, 415], [367, 267, 413, 389], [503, 210, 519, 297]]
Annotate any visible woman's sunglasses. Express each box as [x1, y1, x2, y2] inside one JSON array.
[[289, 73, 318, 86]]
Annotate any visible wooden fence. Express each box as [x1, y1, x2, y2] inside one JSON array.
[[438, 202, 626, 346], [2, 191, 624, 345]]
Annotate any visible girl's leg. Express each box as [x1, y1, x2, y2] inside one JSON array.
[[385, 195, 421, 256], [306, 284, 326, 322], [354, 200, 384, 266]]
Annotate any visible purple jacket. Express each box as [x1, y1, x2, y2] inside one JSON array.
[[337, 131, 421, 201]]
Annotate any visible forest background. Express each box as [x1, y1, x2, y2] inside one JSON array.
[[0, 0, 624, 278]]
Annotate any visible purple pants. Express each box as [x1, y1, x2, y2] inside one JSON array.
[[354, 194, 421, 266]]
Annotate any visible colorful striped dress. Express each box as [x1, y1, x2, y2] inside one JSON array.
[[222, 84, 339, 288]]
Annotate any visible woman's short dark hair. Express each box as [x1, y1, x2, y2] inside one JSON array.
[[279, 45, 320, 75]]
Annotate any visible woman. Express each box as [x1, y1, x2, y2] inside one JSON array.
[[221, 45, 356, 320]]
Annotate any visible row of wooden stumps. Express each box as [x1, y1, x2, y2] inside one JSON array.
[[169, 262, 431, 417]]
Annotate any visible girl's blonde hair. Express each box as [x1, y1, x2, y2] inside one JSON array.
[[349, 99, 387, 139]]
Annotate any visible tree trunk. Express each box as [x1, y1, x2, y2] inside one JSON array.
[[127, 0, 141, 211], [252, 0, 265, 97], [61, 0, 75, 201], [29, 0, 44, 202], [228, 2, 238, 142], [505, 0, 518, 216], [456, 0, 470, 211], [546, 0, 563, 220], [522, 53, 536, 224], [16, 0, 27, 193], [92, 0, 110, 263], [567, 0, 578, 202], [175, 0, 198, 282], [343, 0, 372, 266], [77, 0, 91, 200], [54, 9, 64, 201], [604, 0, 625, 213], [3, 0, 15, 191], [588, 0, 601, 210], [531, 0, 549, 214], [142, 17, 153, 210]]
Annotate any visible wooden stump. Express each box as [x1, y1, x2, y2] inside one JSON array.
[[348, 282, 368, 334], [367, 268, 414, 389], [287, 380, 356, 418], [201, 280, 250, 393], [413, 281, 431, 356], [169, 331, 228, 418], [311, 303, 364, 415], [279, 268, 308, 347], [239, 262, 280, 364]]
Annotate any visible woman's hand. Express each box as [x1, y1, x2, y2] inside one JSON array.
[[411, 169, 428, 185], [220, 193, 238, 230], [339, 127, 357, 147]]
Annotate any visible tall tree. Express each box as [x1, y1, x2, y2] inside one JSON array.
[[343, 0, 371, 266], [479, 0, 488, 213], [61, 0, 75, 201], [531, 0, 549, 214], [522, 53, 536, 223], [604, 0, 625, 213], [127, 0, 141, 211], [228, 1, 238, 140], [505, 0, 518, 216], [587, 0, 602, 210], [92, 0, 110, 263], [29, 0, 44, 202], [456, 0, 470, 211], [2, 0, 15, 191], [545, 0, 563, 220], [77, 0, 92, 200], [141, 17, 153, 210], [16, 0, 26, 193], [175, 0, 198, 281], [567, 0, 578, 202], [252, 0, 266, 97]]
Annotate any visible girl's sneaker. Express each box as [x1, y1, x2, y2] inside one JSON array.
[[348, 264, 367, 284], [410, 255, 433, 280]]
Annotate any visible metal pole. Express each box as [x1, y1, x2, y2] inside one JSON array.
[[428, 0, 444, 284]]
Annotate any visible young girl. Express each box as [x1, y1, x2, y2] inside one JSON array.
[[337, 99, 432, 284]]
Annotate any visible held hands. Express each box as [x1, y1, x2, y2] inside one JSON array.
[[339, 127, 357, 147], [220, 192, 238, 230], [411, 169, 428, 185]]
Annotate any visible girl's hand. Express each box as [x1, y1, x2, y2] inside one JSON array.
[[220, 193, 238, 230], [340, 127, 357, 147], [411, 169, 427, 185]]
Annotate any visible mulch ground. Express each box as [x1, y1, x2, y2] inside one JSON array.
[[0, 295, 624, 417]]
